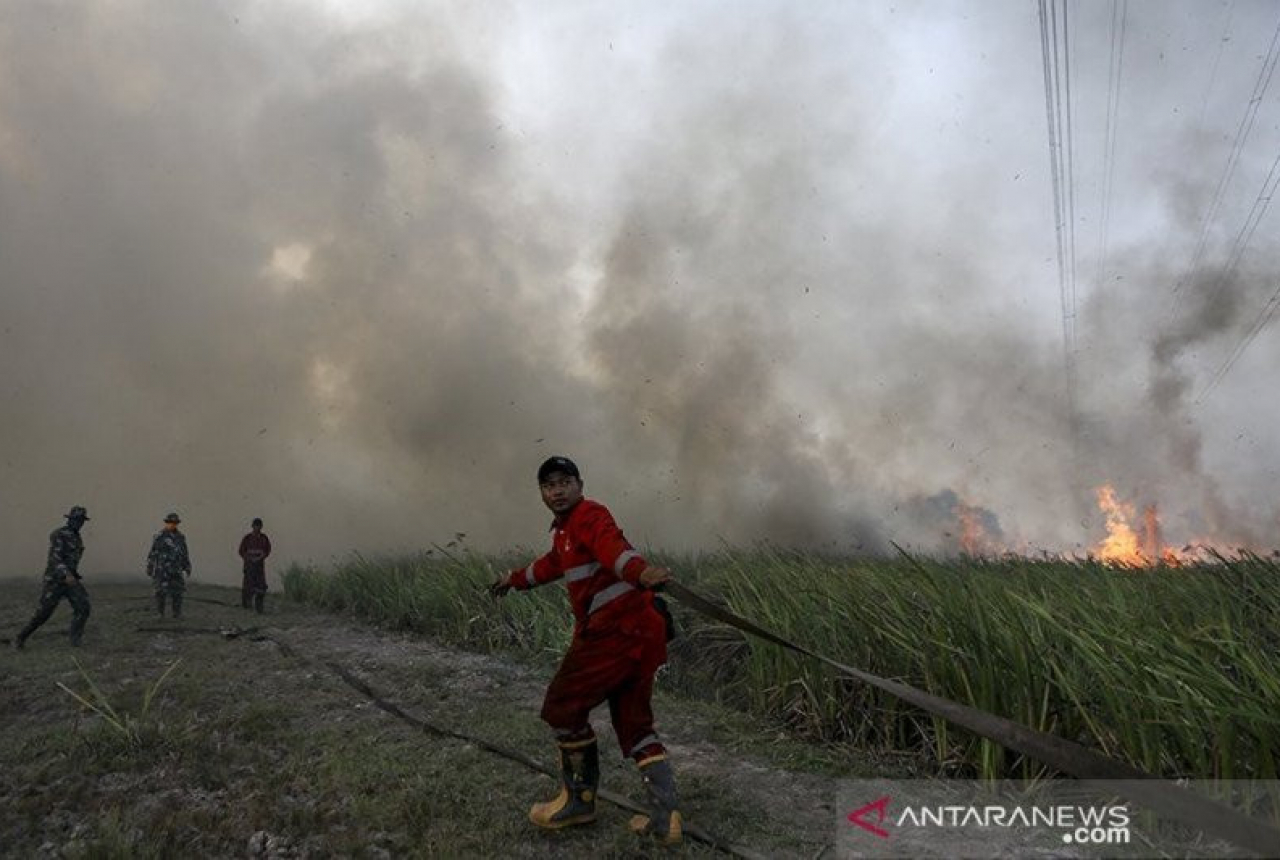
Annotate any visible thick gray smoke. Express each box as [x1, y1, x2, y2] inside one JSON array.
[[2, 1, 1277, 582]]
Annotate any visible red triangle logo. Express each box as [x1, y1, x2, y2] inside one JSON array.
[[847, 795, 892, 839]]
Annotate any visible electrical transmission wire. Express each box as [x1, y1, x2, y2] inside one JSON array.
[[1037, 0, 1080, 448], [1202, 147, 1280, 310], [1059, 1, 1080, 358], [1094, 0, 1128, 291], [1166, 8, 1280, 404], [1195, 1, 1237, 130], [1197, 284, 1280, 405], [1166, 11, 1280, 323], [1194, 148, 1280, 404]]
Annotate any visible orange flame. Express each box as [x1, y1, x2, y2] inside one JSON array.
[[957, 504, 988, 555], [1094, 485, 1147, 566], [1142, 505, 1160, 561], [1092, 487, 1193, 566]]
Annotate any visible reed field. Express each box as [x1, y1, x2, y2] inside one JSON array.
[[284, 548, 1280, 782]]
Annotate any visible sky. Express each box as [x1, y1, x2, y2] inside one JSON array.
[[2, 0, 1279, 582]]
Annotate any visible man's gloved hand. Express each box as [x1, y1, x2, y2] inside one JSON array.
[[638, 565, 671, 590], [489, 574, 514, 598]]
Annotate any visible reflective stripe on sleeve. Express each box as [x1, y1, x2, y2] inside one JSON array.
[[521, 563, 535, 588], [613, 549, 641, 576], [587, 581, 634, 614]]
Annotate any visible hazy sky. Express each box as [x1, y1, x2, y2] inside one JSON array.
[[2, 0, 1278, 582]]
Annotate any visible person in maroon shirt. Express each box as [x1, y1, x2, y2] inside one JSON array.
[[237, 517, 272, 613], [490, 456, 682, 844]]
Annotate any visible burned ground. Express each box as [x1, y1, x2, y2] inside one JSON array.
[[0, 581, 901, 858]]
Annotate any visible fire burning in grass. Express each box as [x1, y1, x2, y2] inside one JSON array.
[[937, 485, 1250, 566], [956, 502, 997, 557], [1090, 485, 1227, 567], [1093, 485, 1147, 566]]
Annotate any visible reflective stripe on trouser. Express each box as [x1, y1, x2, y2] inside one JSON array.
[[540, 623, 667, 761], [630, 756, 682, 844], [628, 733, 660, 758]]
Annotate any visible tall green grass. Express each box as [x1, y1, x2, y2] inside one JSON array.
[[284, 548, 1280, 780]]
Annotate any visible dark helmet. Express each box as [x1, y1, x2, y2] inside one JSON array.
[[251, 517, 263, 528], [65, 506, 90, 521], [164, 512, 181, 524], [537, 456, 580, 484]]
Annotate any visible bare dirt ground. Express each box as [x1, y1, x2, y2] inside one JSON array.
[[5, 581, 1240, 859], [1, 581, 906, 859]]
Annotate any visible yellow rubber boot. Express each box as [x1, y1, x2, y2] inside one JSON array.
[[529, 737, 598, 829], [628, 754, 682, 845]]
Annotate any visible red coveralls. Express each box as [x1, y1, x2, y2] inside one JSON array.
[[508, 498, 668, 762]]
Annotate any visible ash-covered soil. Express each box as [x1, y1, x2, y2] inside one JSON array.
[[1, 582, 900, 858]]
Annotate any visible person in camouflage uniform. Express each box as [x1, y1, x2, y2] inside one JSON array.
[[14, 506, 93, 649], [147, 512, 192, 618]]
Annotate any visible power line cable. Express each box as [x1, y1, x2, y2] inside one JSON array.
[[1196, 282, 1280, 405], [1038, 0, 1081, 456], [1094, 0, 1128, 291], [1195, 149, 1280, 404], [1204, 147, 1280, 309], [1195, 1, 1237, 130], [1167, 11, 1280, 323], [1059, 0, 1080, 358]]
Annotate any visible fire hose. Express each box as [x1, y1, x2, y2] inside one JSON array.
[[660, 578, 1280, 857], [141, 573, 1280, 857], [165, 625, 770, 859]]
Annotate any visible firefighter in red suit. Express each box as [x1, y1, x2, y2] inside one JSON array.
[[490, 456, 682, 844]]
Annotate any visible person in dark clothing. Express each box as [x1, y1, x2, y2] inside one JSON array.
[[15, 506, 92, 649], [238, 517, 272, 613], [147, 512, 191, 618]]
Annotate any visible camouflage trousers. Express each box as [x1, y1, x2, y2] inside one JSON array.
[[18, 578, 91, 646], [152, 571, 187, 595], [152, 572, 186, 618]]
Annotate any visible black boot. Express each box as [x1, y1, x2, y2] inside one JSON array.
[[171, 593, 183, 620], [529, 737, 599, 829], [254, 593, 264, 614], [156, 592, 166, 617], [630, 755, 682, 844]]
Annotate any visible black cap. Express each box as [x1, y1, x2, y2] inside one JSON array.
[[537, 456, 580, 483], [252, 517, 263, 528], [65, 506, 90, 521]]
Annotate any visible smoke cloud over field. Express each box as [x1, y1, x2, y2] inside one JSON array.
[[2, 1, 1278, 581]]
